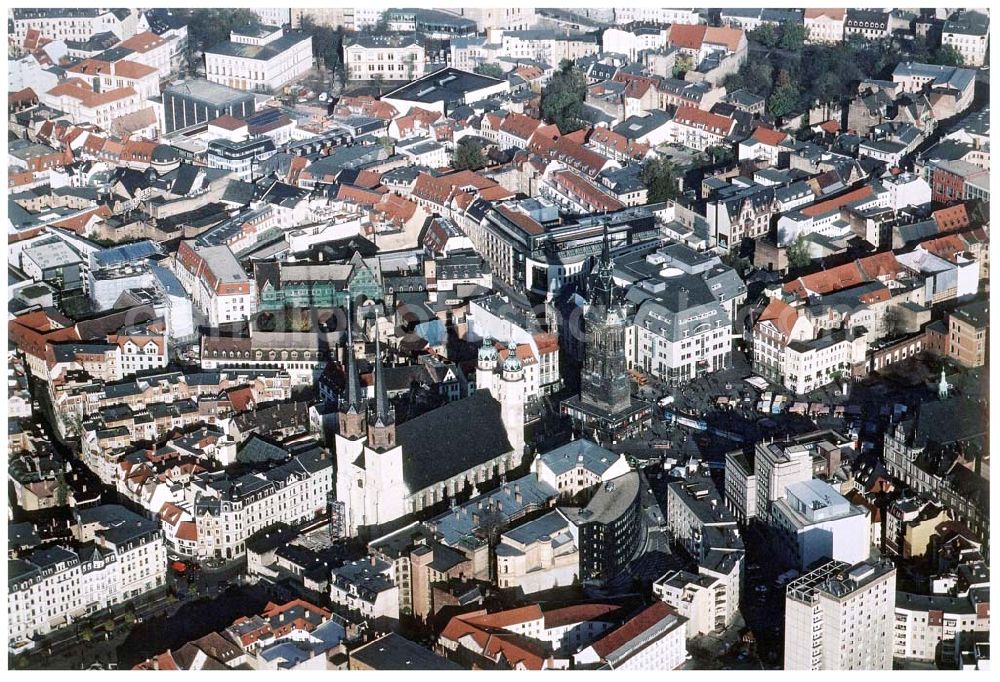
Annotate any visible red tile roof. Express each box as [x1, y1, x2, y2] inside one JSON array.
[[8, 314, 80, 362], [805, 8, 846, 20], [499, 112, 542, 141], [542, 604, 620, 628], [209, 114, 247, 131], [464, 605, 542, 628], [673, 105, 736, 136], [756, 298, 800, 340], [918, 233, 969, 263], [588, 127, 650, 160], [440, 608, 549, 670], [549, 136, 609, 177], [10, 87, 39, 106], [337, 184, 384, 206], [50, 206, 111, 234], [112, 60, 158, 79], [669, 24, 709, 50], [119, 31, 166, 53], [261, 599, 331, 622], [353, 169, 384, 189], [749, 125, 789, 147], [175, 521, 197, 541], [497, 205, 544, 236], [515, 65, 543, 81], [704, 26, 745, 52], [800, 185, 874, 217], [591, 602, 678, 659], [932, 204, 970, 232], [783, 262, 864, 298], [371, 192, 419, 226], [47, 79, 136, 107], [857, 251, 901, 280], [550, 168, 624, 212]]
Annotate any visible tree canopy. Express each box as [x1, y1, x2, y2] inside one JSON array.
[[453, 140, 487, 171], [300, 16, 344, 72], [786, 234, 812, 269], [723, 61, 773, 99], [779, 23, 809, 51], [672, 54, 694, 79], [725, 35, 918, 115], [750, 23, 779, 48], [767, 69, 800, 118], [749, 21, 808, 51], [641, 156, 683, 203], [540, 60, 587, 134], [474, 63, 506, 79], [187, 9, 260, 55]]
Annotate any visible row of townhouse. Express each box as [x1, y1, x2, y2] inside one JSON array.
[[660, 471, 744, 636], [183, 446, 334, 560], [802, 9, 914, 45], [753, 223, 987, 396], [54, 368, 291, 447], [8, 505, 166, 648], [11, 8, 137, 47], [450, 28, 600, 73], [173, 240, 257, 326]]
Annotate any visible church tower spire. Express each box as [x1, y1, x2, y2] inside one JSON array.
[[367, 315, 396, 451], [338, 303, 366, 439]]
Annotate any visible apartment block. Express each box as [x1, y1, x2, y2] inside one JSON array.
[[784, 560, 896, 670], [343, 35, 426, 82]]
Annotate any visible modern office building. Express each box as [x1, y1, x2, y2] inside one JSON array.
[[771, 479, 871, 570], [162, 79, 256, 134], [754, 440, 813, 522], [784, 559, 896, 670], [563, 471, 642, 584]]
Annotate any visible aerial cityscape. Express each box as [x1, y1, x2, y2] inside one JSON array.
[[6, 5, 991, 672]]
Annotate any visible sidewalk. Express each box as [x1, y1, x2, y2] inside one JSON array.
[[12, 587, 174, 670]]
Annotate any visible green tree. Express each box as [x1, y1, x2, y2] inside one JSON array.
[[641, 156, 682, 203], [452, 140, 487, 171], [55, 469, 69, 507], [705, 145, 734, 165], [672, 53, 694, 78], [371, 73, 385, 96], [724, 60, 773, 98], [474, 62, 505, 79], [300, 16, 343, 72], [779, 23, 809, 51], [187, 9, 261, 55], [540, 59, 587, 133], [721, 250, 751, 277], [751, 23, 779, 48], [768, 69, 800, 118], [931, 44, 964, 67], [908, 36, 935, 63], [786, 234, 811, 269]]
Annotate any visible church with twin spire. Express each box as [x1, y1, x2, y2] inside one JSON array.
[[334, 314, 528, 539]]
